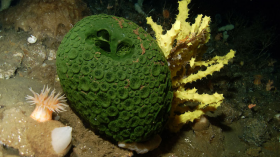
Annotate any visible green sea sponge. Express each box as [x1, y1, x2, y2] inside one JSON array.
[[76, 57, 83, 65], [89, 117, 100, 126], [79, 77, 90, 91], [117, 119, 126, 128], [106, 106, 118, 116], [147, 52, 153, 59], [69, 80, 77, 89], [90, 82, 99, 92], [100, 82, 109, 92], [133, 96, 141, 105], [68, 49, 78, 59], [128, 117, 140, 127], [143, 41, 150, 49], [71, 63, 80, 73], [149, 81, 155, 88], [99, 125, 107, 132], [82, 51, 94, 60], [96, 115, 106, 124], [108, 120, 119, 132], [81, 65, 91, 75], [123, 99, 134, 111], [139, 55, 147, 64], [158, 84, 165, 94], [134, 62, 140, 69], [117, 71, 126, 80], [114, 135, 123, 141], [99, 56, 109, 64], [139, 106, 149, 118], [93, 69, 104, 79], [87, 92, 96, 101], [94, 53, 101, 58], [140, 86, 150, 98], [153, 103, 160, 112], [130, 134, 137, 141], [100, 115, 110, 124], [129, 77, 141, 90], [144, 114, 154, 124], [119, 111, 130, 120], [152, 64, 161, 76], [129, 91, 135, 97], [134, 126, 144, 137], [117, 87, 128, 99], [89, 61, 96, 68], [115, 98, 121, 105], [93, 107, 102, 114], [56, 14, 173, 143], [120, 130, 130, 137], [143, 67, 150, 75], [105, 129, 113, 137], [96, 92, 111, 108], [58, 63, 68, 74], [132, 106, 140, 114], [132, 69, 138, 75], [105, 71, 115, 82], [108, 90, 116, 99], [67, 69, 74, 78], [149, 93, 158, 104]]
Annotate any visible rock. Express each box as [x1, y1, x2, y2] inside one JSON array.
[[0, 0, 90, 42], [0, 51, 23, 79], [240, 118, 270, 146]]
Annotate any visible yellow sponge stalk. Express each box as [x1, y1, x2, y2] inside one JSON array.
[[175, 89, 224, 109], [178, 49, 235, 86], [146, 0, 210, 59], [146, 0, 236, 132], [146, 18, 181, 58]]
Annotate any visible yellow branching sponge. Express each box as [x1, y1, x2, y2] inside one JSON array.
[[147, 0, 236, 132]]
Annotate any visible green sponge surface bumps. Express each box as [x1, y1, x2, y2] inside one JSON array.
[[56, 14, 173, 143]]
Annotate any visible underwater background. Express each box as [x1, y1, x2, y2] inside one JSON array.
[[0, 0, 280, 156]]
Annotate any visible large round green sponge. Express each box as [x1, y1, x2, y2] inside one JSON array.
[[56, 14, 173, 143]]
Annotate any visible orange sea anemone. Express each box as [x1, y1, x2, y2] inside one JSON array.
[[248, 104, 256, 109], [26, 85, 68, 122], [253, 75, 262, 85]]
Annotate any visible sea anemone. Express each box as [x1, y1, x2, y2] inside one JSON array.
[[253, 75, 262, 85], [26, 85, 68, 122]]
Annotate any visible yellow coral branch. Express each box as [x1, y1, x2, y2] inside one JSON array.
[[175, 88, 224, 107], [169, 88, 224, 132], [147, 0, 236, 133], [168, 110, 203, 132], [146, 18, 181, 58], [146, 0, 210, 59], [177, 50, 235, 86]]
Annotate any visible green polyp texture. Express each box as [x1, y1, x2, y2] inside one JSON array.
[[123, 99, 134, 111], [134, 126, 144, 137], [56, 14, 173, 143], [106, 106, 118, 117], [117, 119, 126, 128], [117, 87, 128, 100], [119, 111, 130, 120]]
